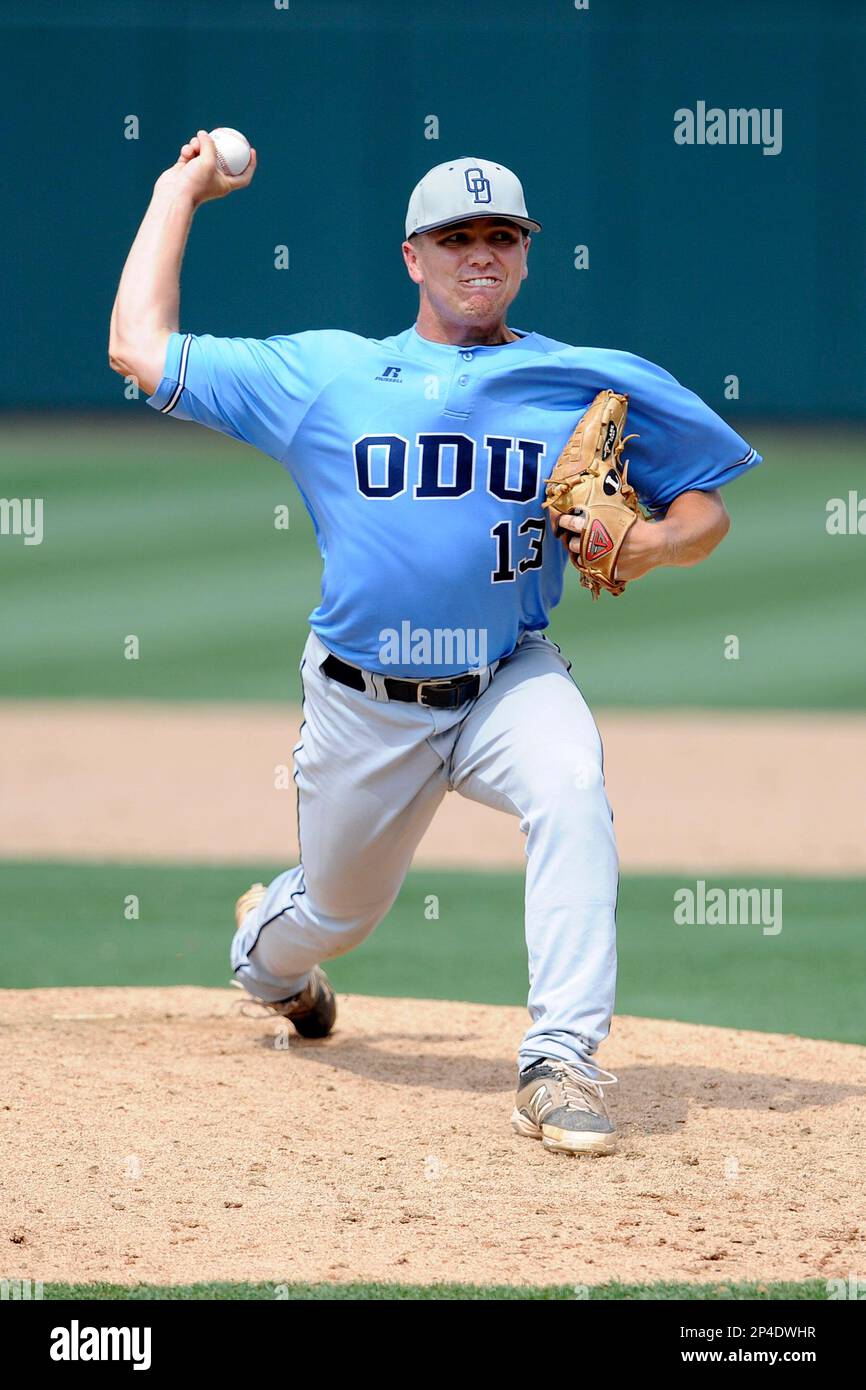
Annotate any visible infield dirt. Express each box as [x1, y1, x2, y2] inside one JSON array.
[[4, 700, 863, 1289], [2, 987, 864, 1287], [2, 701, 863, 873]]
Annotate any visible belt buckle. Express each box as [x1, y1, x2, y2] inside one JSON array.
[[416, 676, 460, 706]]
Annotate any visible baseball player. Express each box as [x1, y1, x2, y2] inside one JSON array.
[[109, 138, 761, 1156]]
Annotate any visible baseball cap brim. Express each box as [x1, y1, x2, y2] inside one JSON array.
[[409, 211, 542, 237]]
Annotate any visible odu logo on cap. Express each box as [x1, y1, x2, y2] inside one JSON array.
[[464, 167, 492, 204]]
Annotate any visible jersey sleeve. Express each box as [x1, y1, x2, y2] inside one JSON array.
[[145, 329, 354, 464], [585, 350, 762, 515]]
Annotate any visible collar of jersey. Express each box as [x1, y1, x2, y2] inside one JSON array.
[[405, 325, 537, 360]]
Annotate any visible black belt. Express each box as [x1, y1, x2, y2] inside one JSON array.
[[321, 653, 481, 709]]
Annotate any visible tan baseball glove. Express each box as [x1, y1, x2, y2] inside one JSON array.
[[543, 389, 645, 599]]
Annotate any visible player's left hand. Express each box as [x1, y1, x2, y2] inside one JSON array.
[[556, 512, 665, 582]]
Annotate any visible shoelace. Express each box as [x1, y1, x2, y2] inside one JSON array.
[[228, 978, 294, 1020], [551, 1061, 619, 1114], [228, 976, 313, 1020], [228, 979, 273, 1019]]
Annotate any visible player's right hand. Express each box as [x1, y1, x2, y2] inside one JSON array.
[[155, 130, 257, 206]]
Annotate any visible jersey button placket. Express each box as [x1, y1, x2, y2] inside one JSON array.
[[444, 354, 474, 417]]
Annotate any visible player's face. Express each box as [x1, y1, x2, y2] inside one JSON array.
[[403, 218, 530, 337]]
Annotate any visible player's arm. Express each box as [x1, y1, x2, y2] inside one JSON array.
[[558, 487, 731, 582], [108, 131, 256, 396], [617, 488, 730, 580]]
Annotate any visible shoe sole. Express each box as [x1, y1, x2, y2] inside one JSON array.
[[511, 1107, 617, 1156]]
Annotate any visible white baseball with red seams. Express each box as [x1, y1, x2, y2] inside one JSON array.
[[209, 127, 251, 177]]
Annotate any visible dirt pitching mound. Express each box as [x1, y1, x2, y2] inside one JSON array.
[[2, 988, 864, 1289]]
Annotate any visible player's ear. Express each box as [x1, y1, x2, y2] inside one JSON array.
[[402, 236, 425, 286], [521, 234, 531, 280]]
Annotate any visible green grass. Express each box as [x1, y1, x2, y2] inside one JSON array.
[[1, 419, 863, 706], [40, 1279, 829, 1300], [2, 862, 864, 1045]]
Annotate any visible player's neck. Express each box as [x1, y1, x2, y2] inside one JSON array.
[[413, 308, 520, 347]]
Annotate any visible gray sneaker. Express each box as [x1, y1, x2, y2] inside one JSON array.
[[511, 1057, 618, 1155]]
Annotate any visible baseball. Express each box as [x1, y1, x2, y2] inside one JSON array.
[[209, 126, 251, 177]]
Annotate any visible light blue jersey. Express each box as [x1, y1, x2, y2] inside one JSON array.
[[147, 325, 761, 676]]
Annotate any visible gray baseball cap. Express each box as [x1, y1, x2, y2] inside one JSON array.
[[405, 156, 542, 238]]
